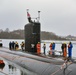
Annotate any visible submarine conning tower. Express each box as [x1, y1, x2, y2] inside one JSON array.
[[24, 22, 41, 53]]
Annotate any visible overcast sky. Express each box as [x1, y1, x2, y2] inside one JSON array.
[[0, 0, 76, 36]]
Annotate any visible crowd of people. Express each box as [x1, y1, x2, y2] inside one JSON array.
[[9, 41, 25, 51], [61, 42, 73, 61], [36, 42, 56, 55], [36, 41, 73, 61], [9, 41, 73, 62]]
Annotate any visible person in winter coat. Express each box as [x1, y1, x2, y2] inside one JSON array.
[[63, 43, 67, 58], [52, 42, 55, 55], [9, 41, 12, 50], [61, 43, 65, 56], [49, 43, 52, 55], [20, 42, 25, 51], [36, 42, 41, 55], [68, 42, 73, 60], [42, 43, 46, 55]]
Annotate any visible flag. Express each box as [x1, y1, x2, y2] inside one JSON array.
[[27, 11, 32, 23], [27, 12, 31, 18]]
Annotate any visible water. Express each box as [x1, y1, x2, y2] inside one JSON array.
[[0, 58, 25, 75], [1, 39, 76, 57], [1, 39, 24, 49], [0, 57, 36, 75]]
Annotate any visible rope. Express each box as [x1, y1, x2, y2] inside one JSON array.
[[51, 68, 61, 75], [50, 61, 73, 75]]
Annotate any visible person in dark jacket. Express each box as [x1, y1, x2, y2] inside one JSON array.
[[9, 41, 12, 50], [12, 41, 15, 50], [61, 43, 64, 56], [42, 43, 46, 55]]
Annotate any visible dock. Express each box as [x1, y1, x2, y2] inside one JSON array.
[[0, 47, 76, 75]]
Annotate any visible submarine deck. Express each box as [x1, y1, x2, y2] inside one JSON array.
[[0, 47, 76, 75]]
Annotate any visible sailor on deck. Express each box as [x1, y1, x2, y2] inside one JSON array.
[[49, 43, 52, 55], [42, 43, 46, 55], [36, 42, 41, 55], [52, 42, 55, 55], [20, 42, 25, 51], [68, 42, 73, 61], [63, 43, 67, 58]]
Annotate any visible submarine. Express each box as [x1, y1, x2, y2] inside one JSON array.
[[24, 9, 76, 75], [0, 47, 76, 75], [0, 10, 76, 75]]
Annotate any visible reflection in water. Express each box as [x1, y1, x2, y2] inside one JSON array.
[[0, 60, 6, 75], [9, 65, 16, 75], [8, 65, 27, 75], [0, 59, 28, 75]]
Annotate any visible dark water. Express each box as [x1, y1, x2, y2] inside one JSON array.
[[0, 58, 35, 75]]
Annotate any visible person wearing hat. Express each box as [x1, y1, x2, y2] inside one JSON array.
[[42, 43, 46, 55], [15, 41, 19, 50], [68, 42, 73, 61], [36, 42, 41, 55], [49, 43, 53, 55], [61, 43, 65, 57], [20, 42, 25, 51], [52, 42, 55, 55], [63, 42, 67, 58]]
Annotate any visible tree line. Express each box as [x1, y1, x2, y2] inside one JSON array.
[[0, 28, 67, 40]]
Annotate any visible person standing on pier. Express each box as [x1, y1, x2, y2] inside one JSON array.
[[42, 43, 46, 55], [68, 42, 73, 61]]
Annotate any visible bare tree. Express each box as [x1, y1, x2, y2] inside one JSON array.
[[0, 29, 3, 33], [5, 28, 10, 32]]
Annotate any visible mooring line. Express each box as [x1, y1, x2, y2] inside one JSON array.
[[50, 68, 61, 75], [50, 61, 73, 75]]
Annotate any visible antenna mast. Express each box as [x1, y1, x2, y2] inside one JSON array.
[[37, 11, 41, 22]]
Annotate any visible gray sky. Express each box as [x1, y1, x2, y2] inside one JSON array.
[[0, 0, 76, 36]]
